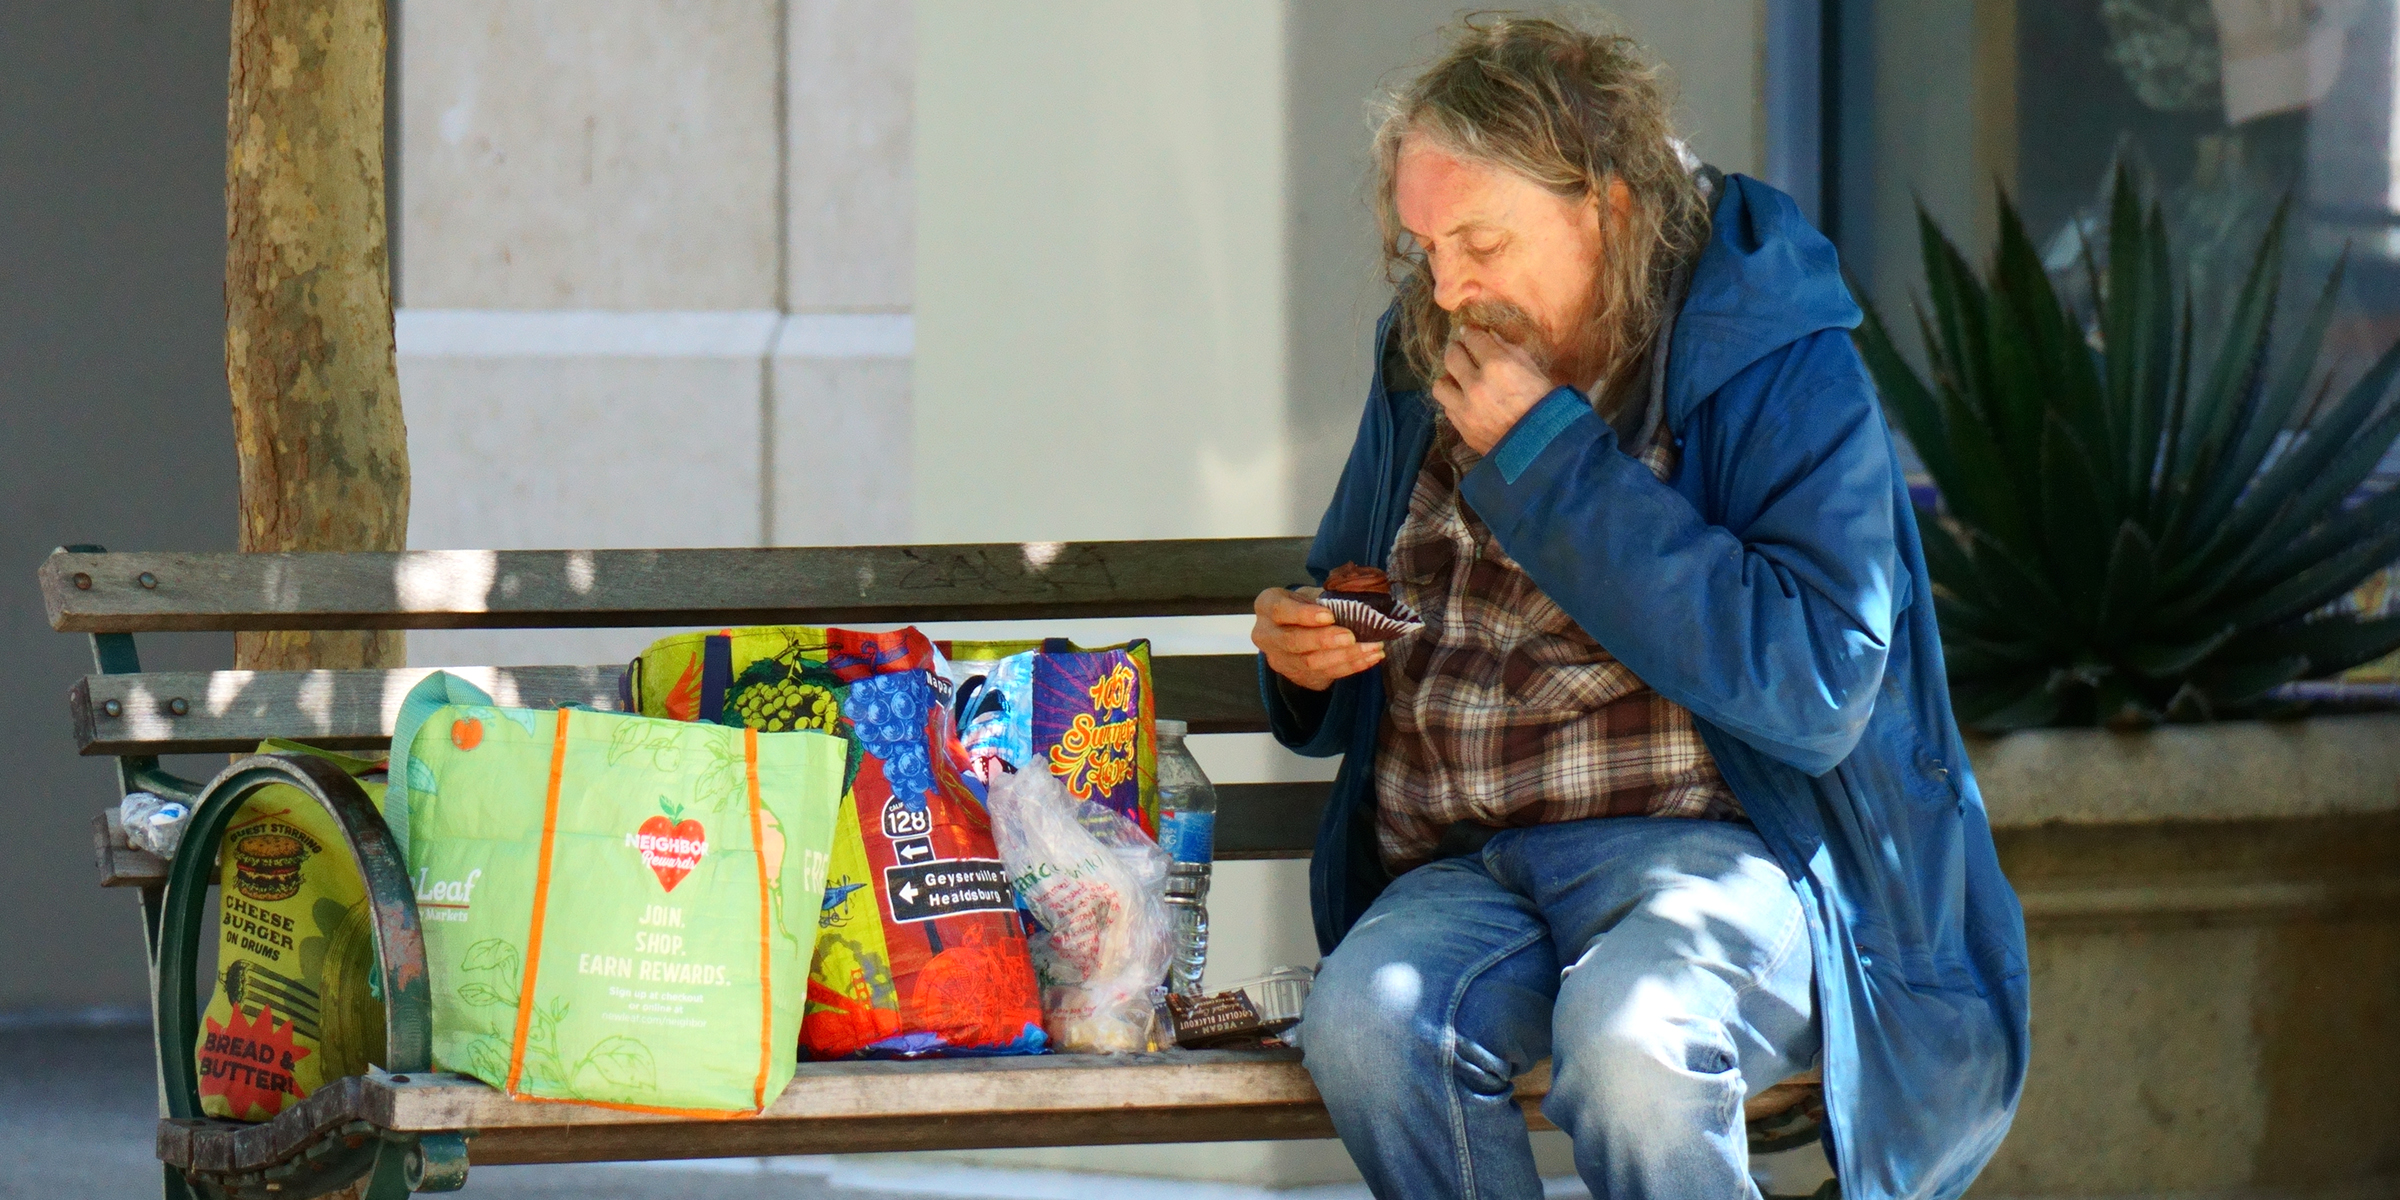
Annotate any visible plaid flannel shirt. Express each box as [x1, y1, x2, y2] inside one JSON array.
[[1373, 412, 1742, 873]]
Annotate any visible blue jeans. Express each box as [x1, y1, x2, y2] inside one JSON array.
[[1295, 818, 1817, 1200]]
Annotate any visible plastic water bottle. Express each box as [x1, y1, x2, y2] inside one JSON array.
[[1163, 864, 1211, 1000], [1154, 719, 1216, 997]]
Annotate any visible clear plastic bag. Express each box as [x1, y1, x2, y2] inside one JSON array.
[[121, 792, 193, 859], [986, 768, 1171, 1053]]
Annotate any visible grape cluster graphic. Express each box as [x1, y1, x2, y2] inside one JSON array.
[[846, 671, 933, 803], [724, 657, 839, 733]]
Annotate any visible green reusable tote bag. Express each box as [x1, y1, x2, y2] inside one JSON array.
[[394, 673, 843, 1115]]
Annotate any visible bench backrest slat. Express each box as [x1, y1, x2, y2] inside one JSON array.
[[43, 540, 1311, 633], [53, 541, 1332, 860], [72, 654, 1269, 756], [74, 665, 620, 755], [1213, 781, 1332, 860]]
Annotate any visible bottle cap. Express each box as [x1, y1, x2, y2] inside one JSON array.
[[1157, 719, 1188, 738]]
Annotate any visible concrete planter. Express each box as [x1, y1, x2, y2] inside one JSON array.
[[1970, 712, 2400, 1200]]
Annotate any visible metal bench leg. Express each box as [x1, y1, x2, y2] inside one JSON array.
[[161, 1163, 203, 1200], [403, 1133, 470, 1193], [326, 1129, 467, 1200], [67, 597, 215, 1200], [147, 881, 205, 1200]]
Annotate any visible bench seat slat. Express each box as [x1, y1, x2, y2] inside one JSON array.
[[156, 1053, 1334, 1170], [44, 540, 1311, 633], [461, 1104, 1346, 1166], [158, 1055, 1561, 1170], [399, 1052, 1324, 1131]]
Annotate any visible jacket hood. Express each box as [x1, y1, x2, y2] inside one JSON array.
[[1667, 174, 1862, 428]]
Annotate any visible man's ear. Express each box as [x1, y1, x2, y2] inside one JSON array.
[[1590, 178, 1632, 237]]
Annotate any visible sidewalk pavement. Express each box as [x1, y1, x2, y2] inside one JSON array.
[[0, 1022, 1396, 1200], [0, 1020, 1823, 1199]]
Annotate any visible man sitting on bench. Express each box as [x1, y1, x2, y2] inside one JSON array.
[[1251, 15, 2029, 1200]]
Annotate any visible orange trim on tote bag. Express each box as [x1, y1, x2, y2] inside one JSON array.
[[744, 727, 774, 1110], [500, 1093, 757, 1120], [506, 708, 573, 1097]]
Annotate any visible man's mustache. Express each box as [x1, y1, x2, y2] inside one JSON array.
[[1446, 299, 1554, 371]]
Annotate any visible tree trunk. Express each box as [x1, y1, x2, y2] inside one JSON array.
[[226, 0, 409, 672]]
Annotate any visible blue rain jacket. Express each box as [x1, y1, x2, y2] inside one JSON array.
[[1262, 175, 2029, 1200]]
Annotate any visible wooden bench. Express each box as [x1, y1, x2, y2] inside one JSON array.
[[46, 540, 1828, 1200]]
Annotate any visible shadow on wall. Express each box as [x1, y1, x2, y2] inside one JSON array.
[[0, 1, 238, 1013]]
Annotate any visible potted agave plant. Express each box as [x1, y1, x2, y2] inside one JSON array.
[[1852, 166, 2400, 1198], [1857, 166, 2400, 730]]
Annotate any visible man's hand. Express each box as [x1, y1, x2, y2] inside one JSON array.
[[1432, 326, 1557, 454], [1252, 588, 1384, 691]]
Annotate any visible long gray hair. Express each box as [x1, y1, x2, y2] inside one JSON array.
[[1373, 13, 1710, 392]]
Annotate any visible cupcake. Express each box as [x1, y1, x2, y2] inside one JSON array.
[[1316, 563, 1424, 643]]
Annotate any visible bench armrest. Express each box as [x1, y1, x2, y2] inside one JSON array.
[[153, 753, 438, 1198]]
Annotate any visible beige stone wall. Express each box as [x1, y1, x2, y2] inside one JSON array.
[[909, 2, 1317, 1182], [776, 0, 915, 548], [786, 0, 913, 313], [378, 5, 2400, 1193], [903, 2, 1769, 1188], [388, 2, 1780, 1189], [396, 0, 915, 672], [912, 0, 1293, 545], [400, 0, 783, 310]]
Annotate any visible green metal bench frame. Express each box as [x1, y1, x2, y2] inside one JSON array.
[[157, 753, 459, 1198], [47, 539, 1828, 1199]]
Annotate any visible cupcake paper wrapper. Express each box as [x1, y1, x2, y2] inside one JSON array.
[[1320, 594, 1425, 643]]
